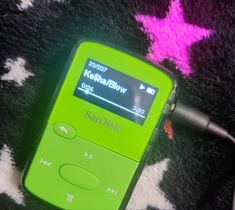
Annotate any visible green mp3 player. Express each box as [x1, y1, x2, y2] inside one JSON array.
[[23, 40, 177, 209]]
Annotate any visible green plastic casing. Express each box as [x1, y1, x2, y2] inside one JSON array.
[[23, 40, 177, 210]]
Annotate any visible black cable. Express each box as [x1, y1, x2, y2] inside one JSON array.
[[169, 101, 235, 210], [226, 134, 235, 144], [170, 101, 235, 144]]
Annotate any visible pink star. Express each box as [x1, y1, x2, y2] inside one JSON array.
[[135, 0, 212, 76]]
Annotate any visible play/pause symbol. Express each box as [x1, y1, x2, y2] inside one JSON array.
[[66, 193, 74, 203]]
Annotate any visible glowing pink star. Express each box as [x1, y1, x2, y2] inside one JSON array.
[[135, 0, 212, 76]]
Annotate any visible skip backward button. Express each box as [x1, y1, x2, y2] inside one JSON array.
[[40, 158, 52, 167]]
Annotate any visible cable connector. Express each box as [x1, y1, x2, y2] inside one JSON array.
[[170, 102, 235, 144]]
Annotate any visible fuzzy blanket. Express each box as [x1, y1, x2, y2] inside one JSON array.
[[0, 0, 234, 209]]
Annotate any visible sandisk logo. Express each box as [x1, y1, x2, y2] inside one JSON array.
[[84, 111, 119, 132]]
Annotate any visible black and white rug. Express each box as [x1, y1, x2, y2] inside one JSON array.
[[0, 0, 234, 209]]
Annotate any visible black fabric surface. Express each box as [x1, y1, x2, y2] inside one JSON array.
[[0, 0, 234, 209]]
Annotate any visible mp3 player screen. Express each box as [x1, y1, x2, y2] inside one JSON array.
[[73, 59, 158, 125]]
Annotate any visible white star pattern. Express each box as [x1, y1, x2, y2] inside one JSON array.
[[17, 0, 34, 10], [127, 159, 174, 210], [17, 0, 65, 10], [1, 57, 34, 87], [0, 145, 25, 205]]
